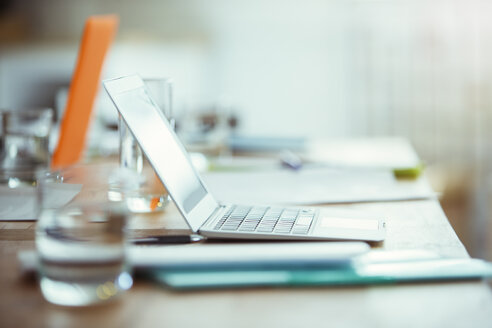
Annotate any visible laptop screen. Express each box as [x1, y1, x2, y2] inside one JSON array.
[[104, 75, 219, 231]]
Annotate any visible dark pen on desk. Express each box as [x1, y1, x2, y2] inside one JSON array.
[[130, 234, 205, 245]]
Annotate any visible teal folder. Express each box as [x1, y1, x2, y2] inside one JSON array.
[[148, 258, 492, 290]]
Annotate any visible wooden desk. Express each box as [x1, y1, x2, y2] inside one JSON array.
[[1, 163, 492, 327]]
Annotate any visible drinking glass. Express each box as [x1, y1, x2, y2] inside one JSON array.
[[118, 78, 173, 213], [0, 108, 53, 187], [36, 170, 133, 307]]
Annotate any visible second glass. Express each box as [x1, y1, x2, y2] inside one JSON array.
[[0, 108, 53, 187], [118, 78, 173, 213]]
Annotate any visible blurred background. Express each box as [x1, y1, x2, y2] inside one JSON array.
[[1, 0, 491, 259]]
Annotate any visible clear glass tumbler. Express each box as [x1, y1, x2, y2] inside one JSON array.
[[118, 78, 174, 213], [0, 108, 53, 187], [36, 171, 133, 307]]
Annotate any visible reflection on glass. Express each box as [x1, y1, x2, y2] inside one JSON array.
[[115, 86, 208, 214]]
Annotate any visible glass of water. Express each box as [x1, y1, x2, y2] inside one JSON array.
[[0, 108, 53, 187], [118, 78, 174, 213], [36, 171, 133, 307]]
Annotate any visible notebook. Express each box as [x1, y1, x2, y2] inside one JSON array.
[[103, 75, 386, 242]]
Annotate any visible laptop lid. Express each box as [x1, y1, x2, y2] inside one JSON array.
[[103, 75, 219, 232]]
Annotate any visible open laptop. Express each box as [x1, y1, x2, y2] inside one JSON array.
[[104, 75, 386, 242]]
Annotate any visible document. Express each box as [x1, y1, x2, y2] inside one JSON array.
[[18, 247, 492, 289], [201, 167, 436, 205], [0, 182, 82, 221], [305, 137, 421, 169], [17, 242, 370, 274], [152, 250, 492, 289]]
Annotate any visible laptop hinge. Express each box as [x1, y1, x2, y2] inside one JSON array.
[[202, 205, 227, 228]]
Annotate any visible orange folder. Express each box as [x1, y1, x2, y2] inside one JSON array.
[[52, 15, 118, 168]]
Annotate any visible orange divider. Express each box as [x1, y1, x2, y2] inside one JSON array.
[[52, 15, 118, 169]]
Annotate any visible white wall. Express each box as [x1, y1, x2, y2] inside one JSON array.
[[2, 0, 492, 156]]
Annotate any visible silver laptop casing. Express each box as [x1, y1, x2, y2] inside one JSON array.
[[104, 75, 385, 242]]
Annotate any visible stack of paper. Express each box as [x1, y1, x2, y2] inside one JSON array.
[[202, 167, 436, 205]]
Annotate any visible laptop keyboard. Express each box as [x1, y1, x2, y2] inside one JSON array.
[[213, 205, 316, 235]]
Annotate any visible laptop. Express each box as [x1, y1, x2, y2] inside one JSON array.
[[104, 75, 386, 242]]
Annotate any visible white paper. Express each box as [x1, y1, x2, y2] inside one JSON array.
[[305, 137, 420, 169], [202, 167, 436, 205], [0, 182, 82, 221]]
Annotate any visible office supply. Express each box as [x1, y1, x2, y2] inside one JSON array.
[[227, 137, 424, 178], [130, 242, 369, 269], [280, 150, 303, 170], [0, 182, 81, 221], [392, 163, 425, 179], [285, 145, 424, 179], [147, 249, 492, 289], [228, 135, 306, 152], [130, 234, 205, 245], [209, 147, 424, 179], [18, 241, 370, 273], [52, 15, 118, 168], [155, 257, 492, 289], [305, 137, 421, 170], [207, 156, 279, 172], [201, 167, 436, 205], [103, 75, 386, 242]]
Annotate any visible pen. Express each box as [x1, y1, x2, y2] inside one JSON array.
[[130, 234, 205, 245], [280, 150, 303, 170]]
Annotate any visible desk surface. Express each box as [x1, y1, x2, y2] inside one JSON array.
[[1, 163, 492, 328]]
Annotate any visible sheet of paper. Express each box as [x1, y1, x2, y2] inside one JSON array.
[[0, 182, 82, 221], [201, 167, 436, 205], [305, 137, 420, 169]]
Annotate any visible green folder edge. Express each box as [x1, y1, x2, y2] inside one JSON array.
[[148, 258, 492, 290]]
